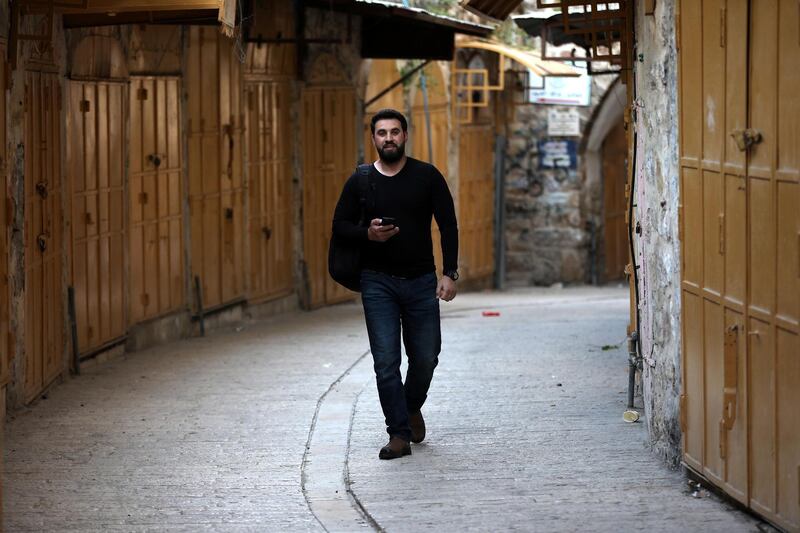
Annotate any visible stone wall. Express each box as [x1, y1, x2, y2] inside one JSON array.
[[503, 74, 615, 287], [632, 0, 682, 466]]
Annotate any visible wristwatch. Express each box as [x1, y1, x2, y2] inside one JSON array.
[[444, 269, 459, 281]]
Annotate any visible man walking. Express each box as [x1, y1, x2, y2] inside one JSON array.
[[332, 109, 459, 459]]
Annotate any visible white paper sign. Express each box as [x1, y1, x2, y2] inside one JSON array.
[[529, 65, 592, 106], [547, 108, 581, 136]]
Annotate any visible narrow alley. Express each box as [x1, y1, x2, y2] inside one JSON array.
[[4, 288, 759, 531]]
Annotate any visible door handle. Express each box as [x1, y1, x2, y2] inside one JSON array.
[[722, 324, 738, 430], [36, 182, 48, 199], [262, 226, 272, 240], [37, 233, 48, 252], [147, 153, 163, 168], [730, 128, 763, 152]]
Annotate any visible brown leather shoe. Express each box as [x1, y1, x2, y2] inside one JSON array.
[[378, 436, 411, 460], [409, 411, 426, 443]]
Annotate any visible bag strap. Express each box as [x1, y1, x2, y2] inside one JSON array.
[[355, 163, 371, 226]]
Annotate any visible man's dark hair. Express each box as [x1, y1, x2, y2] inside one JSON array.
[[370, 109, 408, 134]]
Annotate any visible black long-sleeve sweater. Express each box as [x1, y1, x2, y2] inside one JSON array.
[[332, 157, 458, 278]]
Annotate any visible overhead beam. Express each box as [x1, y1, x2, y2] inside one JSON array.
[[460, 0, 523, 22]]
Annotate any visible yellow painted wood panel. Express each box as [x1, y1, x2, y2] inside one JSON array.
[[747, 3, 800, 529], [67, 81, 127, 353], [364, 60, 404, 163], [187, 26, 246, 310], [602, 119, 627, 281], [0, 44, 8, 387], [412, 63, 449, 275], [245, 80, 293, 301], [302, 86, 358, 308], [457, 125, 494, 282], [682, 290, 704, 472], [679, 0, 702, 164], [129, 76, 184, 323], [702, 299, 724, 484], [680, 1, 800, 528], [23, 70, 64, 402]]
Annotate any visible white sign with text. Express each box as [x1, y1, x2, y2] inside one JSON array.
[[547, 108, 581, 136]]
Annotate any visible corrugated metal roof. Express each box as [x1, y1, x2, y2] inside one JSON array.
[[457, 38, 581, 77], [307, 0, 494, 37], [460, 0, 524, 22]]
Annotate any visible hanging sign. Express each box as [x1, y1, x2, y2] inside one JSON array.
[[538, 139, 577, 169], [529, 64, 592, 106], [547, 108, 581, 136]]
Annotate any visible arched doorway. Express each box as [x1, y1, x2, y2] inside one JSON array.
[[301, 53, 357, 308], [67, 35, 129, 356], [186, 26, 246, 311], [24, 68, 64, 401], [411, 62, 449, 274], [363, 59, 404, 162], [582, 80, 627, 283], [456, 52, 495, 284], [0, 42, 8, 387], [601, 119, 627, 282], [244, 38, 295, 302]]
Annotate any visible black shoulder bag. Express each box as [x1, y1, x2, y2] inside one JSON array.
[[328, 164, 371, 292]]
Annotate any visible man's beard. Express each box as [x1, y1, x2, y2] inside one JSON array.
[[377, 141, 405, 163]]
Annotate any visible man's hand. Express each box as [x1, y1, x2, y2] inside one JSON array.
[[437, 275, 457, 301], [367, 218, 399, 242]]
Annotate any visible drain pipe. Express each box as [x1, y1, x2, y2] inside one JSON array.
[[623, 331, 640, 422]]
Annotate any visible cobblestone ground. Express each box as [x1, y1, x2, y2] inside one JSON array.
[[347, 287, 760, 532], [4, 304, 368, 532], [4, 287, 761, 532]]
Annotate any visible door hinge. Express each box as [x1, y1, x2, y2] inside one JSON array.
[[730, 128, 763, 152], [679, 393, 687, 433], [80, 99, 90, 113], [719, 6, 727, 48], [722, 324, 739, 430], [719, 418, 728, 459], [678, 205, 684, 242], [718, 213, 725, 255], [796, 232, 800, 278], [719, 324, 738, 460]]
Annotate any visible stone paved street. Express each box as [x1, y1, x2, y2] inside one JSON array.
[[4, 287, 761, 532]]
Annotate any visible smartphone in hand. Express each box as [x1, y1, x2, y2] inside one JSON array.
[[380, 217, 397, 226]]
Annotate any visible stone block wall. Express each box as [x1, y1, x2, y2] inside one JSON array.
[[632, 0, 682, 466], [503, 75, 615, 287]]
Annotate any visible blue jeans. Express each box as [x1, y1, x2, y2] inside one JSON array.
[[360, 269, 441, 441]]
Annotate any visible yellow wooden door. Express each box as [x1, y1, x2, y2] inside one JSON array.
[[302, 84, 357, 308], [67, 80, 127, 353], [679, 1, 799, 529], [0, 44, 8, 388], [364, 60, 404, 163], [458, 124, 495, 282], [602, 119, 628, 282], [23, 70, 64, 401], [129, 76, 184, 323], [245, 79, 294, 301], [187, 26, 246, 310], [746, 3, 799, 528], [412, 63, 449, 275], [680, 0, 751, 505]]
